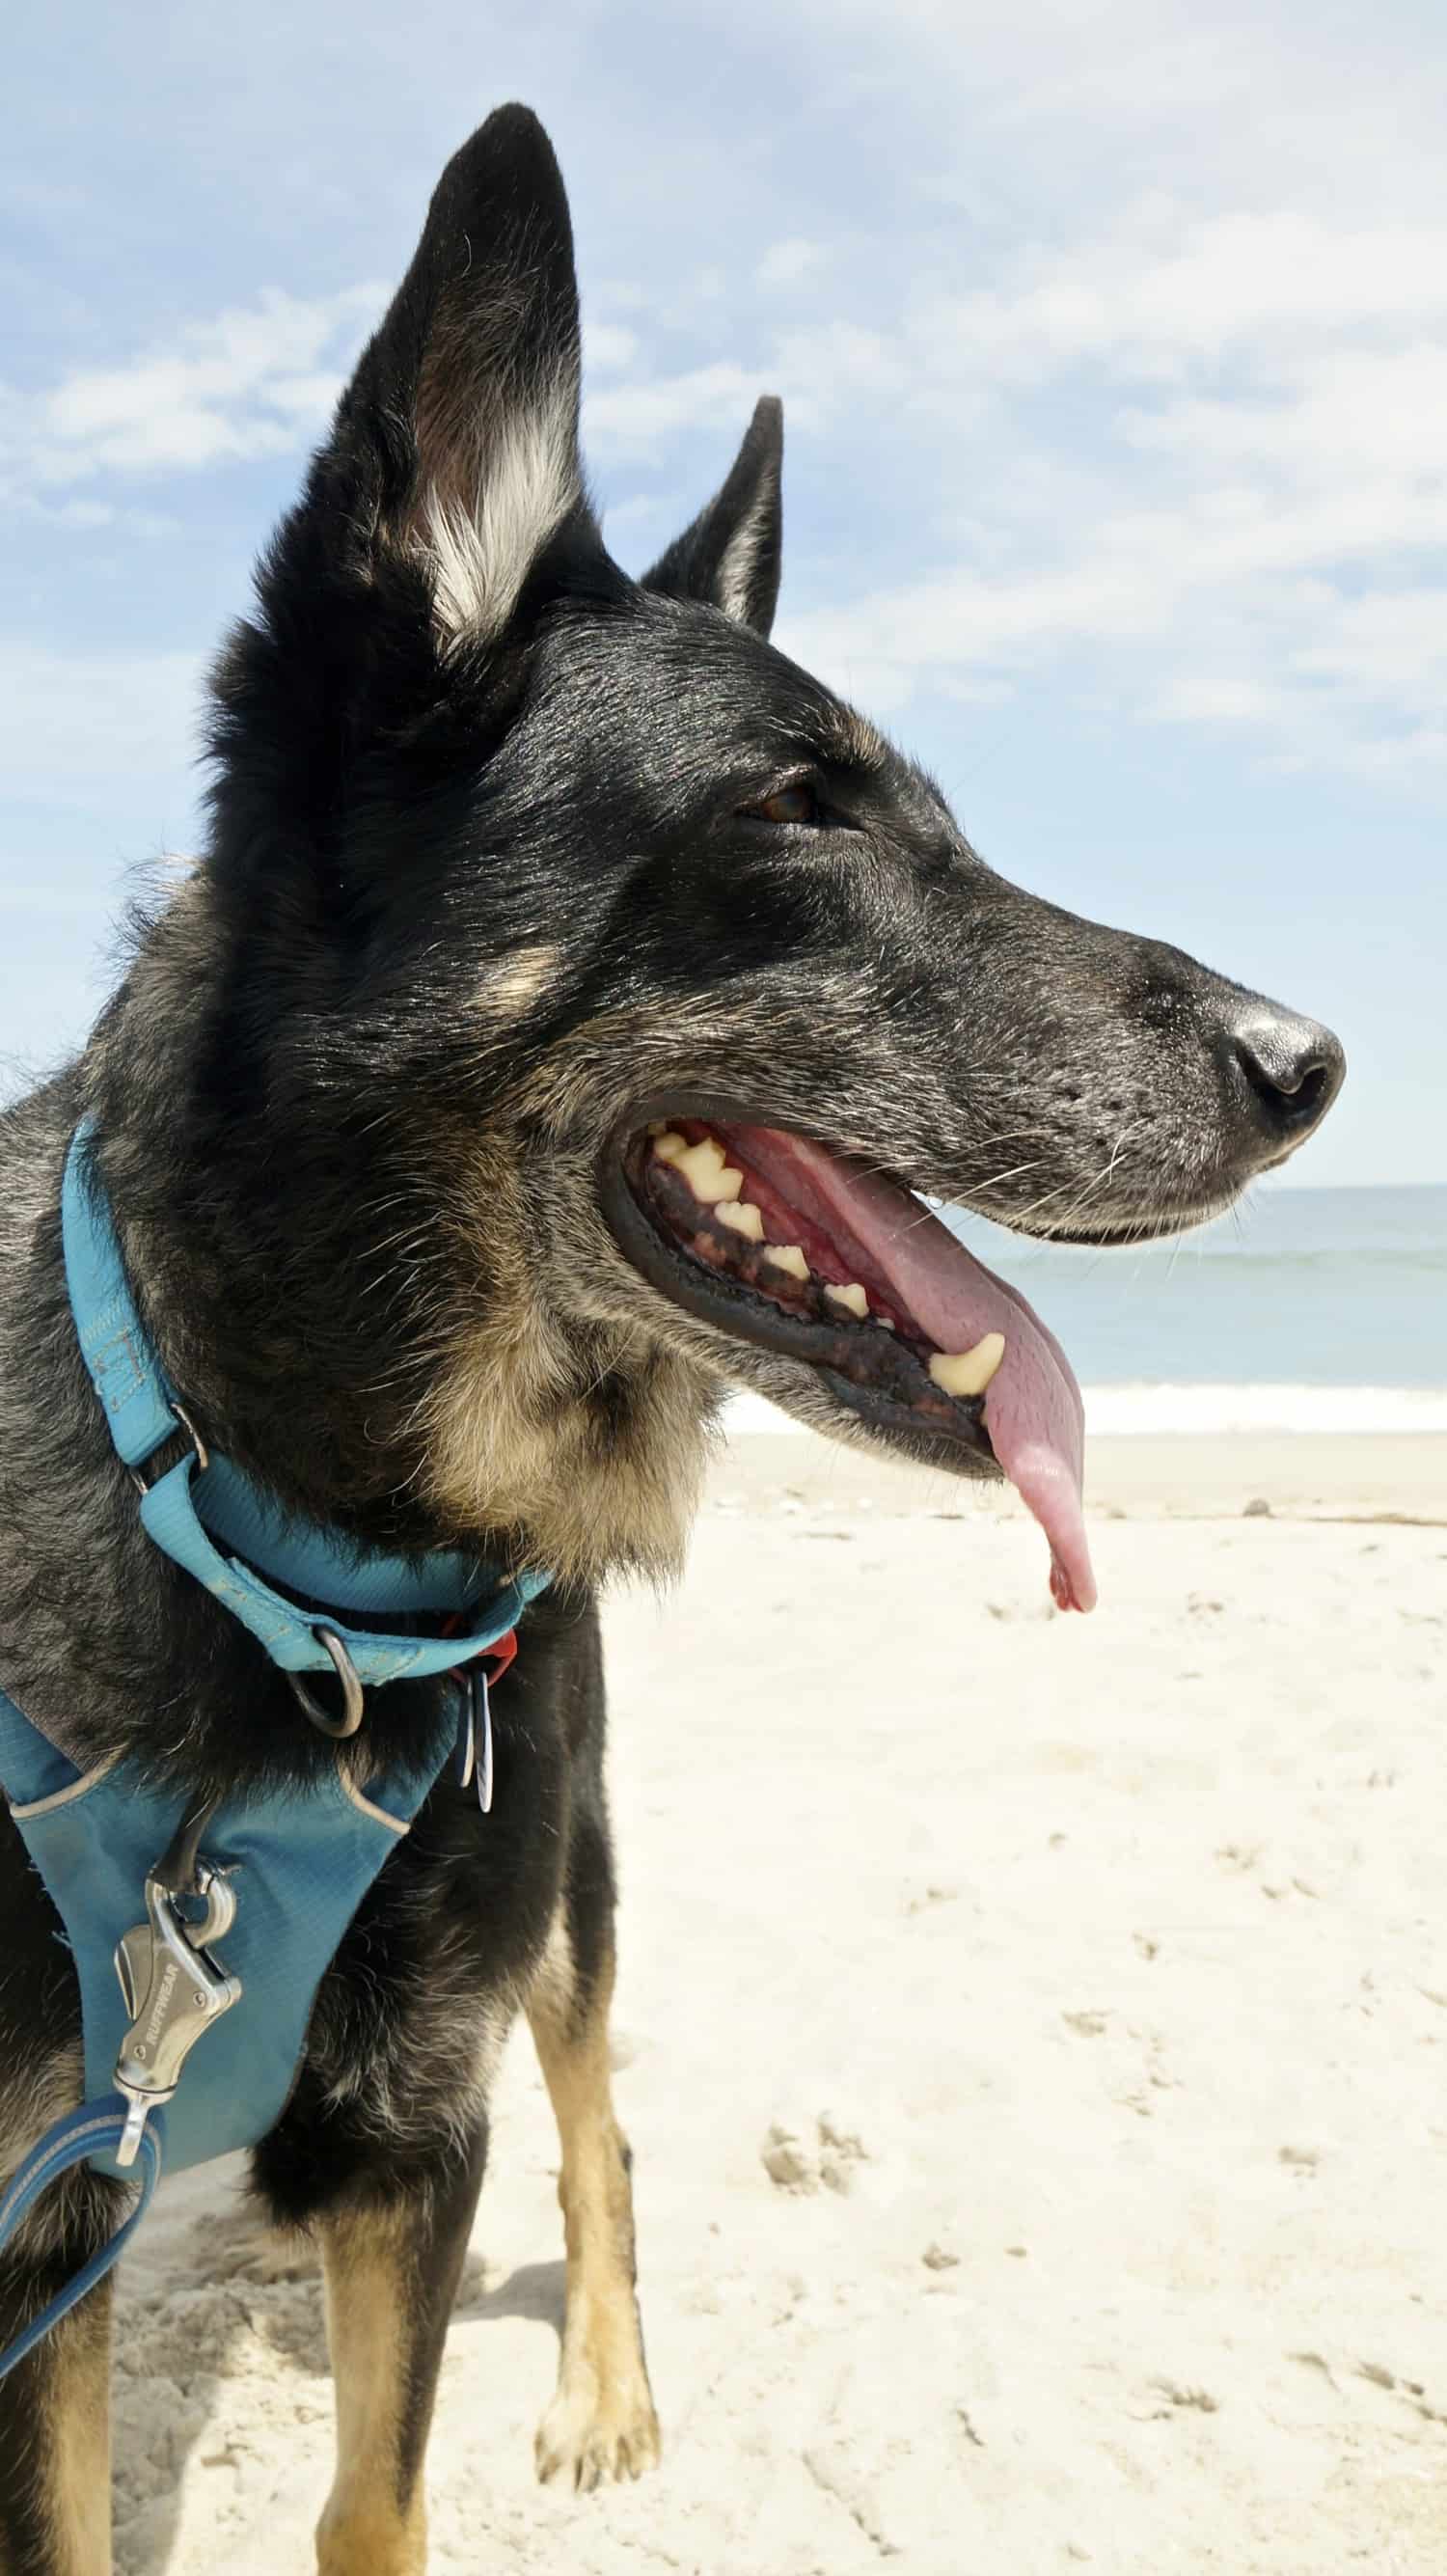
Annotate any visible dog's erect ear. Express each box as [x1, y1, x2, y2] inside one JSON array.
[[315, 104, 585, 647], [642, 397, 783, 639]]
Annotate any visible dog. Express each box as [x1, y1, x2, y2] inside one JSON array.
[[0, 102, 1343, 2574]]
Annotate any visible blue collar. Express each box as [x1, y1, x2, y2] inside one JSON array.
[[62, 1120, 551, 1687]]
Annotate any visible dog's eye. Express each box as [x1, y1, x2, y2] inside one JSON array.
[[744, 781, 825, 829]]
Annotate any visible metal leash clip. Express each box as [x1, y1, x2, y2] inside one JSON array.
[[111, 1796, 242, 2168], [453, 1664, 495, 1815]]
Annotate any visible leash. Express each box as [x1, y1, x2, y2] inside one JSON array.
[[0, 2106, 163, 2384], [0, 1123, 551, 2376]]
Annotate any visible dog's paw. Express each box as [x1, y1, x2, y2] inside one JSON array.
[[533, 2370, 662, 2491]]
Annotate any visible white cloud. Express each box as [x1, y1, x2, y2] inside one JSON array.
[[586, 359, 767, 451], [756, 237, 828, 290], [1121, 343, 1447, 485], [581, 176, 1446, 789], [5, 14, 1443, 793], [7, 290, 651, 493], [766, 192, 1447, 784], [7, 286, 383, 487], [919, 212, 1447, 380]]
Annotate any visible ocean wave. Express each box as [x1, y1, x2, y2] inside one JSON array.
[[1047, 1247, 1447, 1275], [1084, 1384, 1447, 1435], [724, 1384, 1447, 1438]]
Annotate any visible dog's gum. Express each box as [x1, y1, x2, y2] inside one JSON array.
[[825, 1282, 869, 1318], [928, 1333, 1006, 1397], [717, 1198, 765, 1241], [763, 1244, 809, 1281]]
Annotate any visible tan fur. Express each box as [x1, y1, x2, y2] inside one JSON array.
[[420, 1124, 716, 1587], [110, 888, 899, 1591], [316, 2209, 428, 2576], [474, 943, 562, 1018], [528, 1920, 660, 2490], [422, 1320, 711, 1587], [0, 2043, 83, 2197], [833, 706, 889, 770], [0, 2289, 115, 2576], [43, 2296, 111, 2576], [417, 969, 905, 1581], [414, 975, 901, 1580]]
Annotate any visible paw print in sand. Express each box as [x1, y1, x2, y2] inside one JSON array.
[[761, 2110, 871, 2196]]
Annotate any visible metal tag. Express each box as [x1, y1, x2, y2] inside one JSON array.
[[475, 1667, 494, 1816], [453, 1668, 494, 1813]]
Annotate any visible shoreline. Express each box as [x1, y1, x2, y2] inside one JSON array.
[[726, 1384, 1447, 1438], [707, 1424, 1447, 1526]]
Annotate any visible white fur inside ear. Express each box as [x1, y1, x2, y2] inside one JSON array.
[[715, 476, 777, 626], [423, 396, 579, 649]]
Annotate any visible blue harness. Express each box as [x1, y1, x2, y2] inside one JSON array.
[[0, 1125, 550, 2378]]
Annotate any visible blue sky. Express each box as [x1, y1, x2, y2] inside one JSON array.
[[3, 0, 1442, 1187]]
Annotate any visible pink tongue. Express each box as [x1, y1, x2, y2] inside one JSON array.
[[733, 1129, 1097, 1614]]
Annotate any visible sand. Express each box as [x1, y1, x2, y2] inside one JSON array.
[[106, 1430, 1447, 2574]]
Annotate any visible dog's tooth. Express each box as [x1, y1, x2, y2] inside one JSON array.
[[928, 1333, 1006, 1398], [718, 1199, 765, 1241], [877, 1315, 896, 1330], [672, 1136, 744, 1204], [825, 1282, 869, 1318], [652, 1131, 689, 1165], [763, 1244, 809, 1281]]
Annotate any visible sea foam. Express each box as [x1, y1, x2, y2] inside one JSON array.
[[724, 1384, 1447, 1438]]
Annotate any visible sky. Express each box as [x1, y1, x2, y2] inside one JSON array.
[[3, 0, 1443, 1188]]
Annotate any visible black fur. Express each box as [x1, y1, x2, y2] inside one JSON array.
[[0, 102, 1342, 2564], [644, 393, 783, 634]]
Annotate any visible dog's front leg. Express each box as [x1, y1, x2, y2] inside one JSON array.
[[529, 1917, 660, 2490], [314, 2140, 485, 2576], [0, 2276, 112, 2576]]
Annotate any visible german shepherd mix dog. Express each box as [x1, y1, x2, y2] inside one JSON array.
[[0, 104, 1342, 2574]]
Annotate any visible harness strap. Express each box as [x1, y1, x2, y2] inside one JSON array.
[[0, 1123, 555, 2378], [63, 1122, 551, 1682], [0, 2103, 163, 2384]]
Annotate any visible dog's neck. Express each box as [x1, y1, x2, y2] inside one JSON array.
[[69, 878, 718, 1590]]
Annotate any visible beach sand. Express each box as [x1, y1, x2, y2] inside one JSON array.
[[110, 1430, 1447, 2574]]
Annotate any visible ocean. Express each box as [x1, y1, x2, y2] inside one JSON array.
[[943, 1183, 1447, 1435], [726, 1183, 1447, 1437]]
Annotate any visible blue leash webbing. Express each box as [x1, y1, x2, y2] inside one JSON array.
[[0, 2102, 163, 2383]]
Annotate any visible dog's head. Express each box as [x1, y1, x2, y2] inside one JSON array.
[[156, 106, 1341, 1601]]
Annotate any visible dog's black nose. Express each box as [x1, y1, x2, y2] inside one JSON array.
[[1226, 1003, 1346, 1148]]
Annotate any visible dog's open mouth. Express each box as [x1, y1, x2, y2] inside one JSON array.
[[605, 1115, 1096, 1613]]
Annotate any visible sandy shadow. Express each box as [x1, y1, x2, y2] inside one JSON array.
[[111, 2188, 563, 2574], [452, 2251, 565, 2336]]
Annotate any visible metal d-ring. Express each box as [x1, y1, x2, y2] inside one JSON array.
[[287, 1626, 366, 1740], [169, 1401, 210, 1475], [129, 1399, 211, 1498]]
